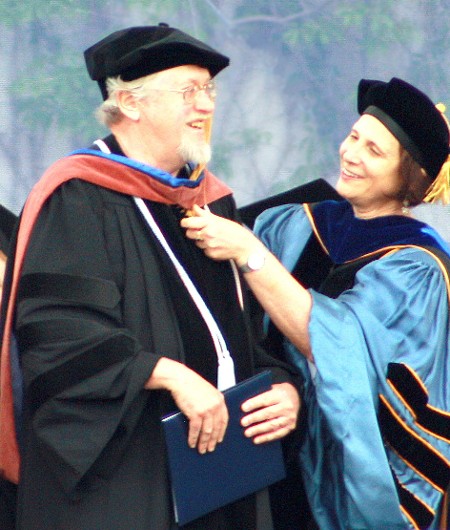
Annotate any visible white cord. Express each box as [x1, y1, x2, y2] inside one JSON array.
[[134, 197, 236, 390], [93, 138, 237, 389]]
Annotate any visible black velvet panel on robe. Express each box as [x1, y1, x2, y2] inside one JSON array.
[[312, 199, 450, 263]]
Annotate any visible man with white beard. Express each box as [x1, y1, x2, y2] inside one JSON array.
[[1, 24, 300, 529]]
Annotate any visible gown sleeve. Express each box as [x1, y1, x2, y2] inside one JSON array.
[[15, 180, 164, 495], [254, 203, 312, 271], [286, 247, 450, 529]]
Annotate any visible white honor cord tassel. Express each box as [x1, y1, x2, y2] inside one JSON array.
[[217, 353, 237, 391], [133, 197, 236, 390]]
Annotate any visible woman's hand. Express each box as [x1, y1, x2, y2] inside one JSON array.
[[241, 382, 300, 444], [181, 205, 264, 267]]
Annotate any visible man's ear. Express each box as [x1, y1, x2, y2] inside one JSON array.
[[116, 90, 140, 121]]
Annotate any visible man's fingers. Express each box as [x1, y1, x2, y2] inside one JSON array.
[[241, 389, 276, 413], [240, 383, 300, 445], [214, 409, 229, 445], [197, 414, 214, 454], [248, 424, 292, 444], [188, 410, 229, 454], [187, 417, 203, 449], [241, 402, 280, 427]]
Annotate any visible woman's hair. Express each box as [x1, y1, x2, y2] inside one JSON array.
[[95, 73, 158, 127], [397, 147, 431, 207]]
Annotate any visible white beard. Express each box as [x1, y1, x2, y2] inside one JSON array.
[[177, 136, 211, 165]]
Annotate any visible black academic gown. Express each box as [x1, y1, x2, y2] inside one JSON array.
[[0, 204, 18, 530], [13, 137, 293, 530]]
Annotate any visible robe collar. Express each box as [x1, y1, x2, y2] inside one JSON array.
[[50, 149, 232, 209], [307, 200, 450, 264]]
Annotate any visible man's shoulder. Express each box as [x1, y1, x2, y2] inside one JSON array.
[[37, 167, 133, 216], [55, 177, 134, 207]]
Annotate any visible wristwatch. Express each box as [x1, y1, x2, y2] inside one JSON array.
[[239, 250, 267, 273]]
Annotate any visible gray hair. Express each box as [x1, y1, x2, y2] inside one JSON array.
[[95, 73, 158, 127]]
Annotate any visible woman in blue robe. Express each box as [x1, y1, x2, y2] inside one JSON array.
[[182, 77, 450, 529]]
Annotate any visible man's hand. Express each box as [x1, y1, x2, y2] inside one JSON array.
[[240, 382, 300, 444], [146, 358, 228, 454]]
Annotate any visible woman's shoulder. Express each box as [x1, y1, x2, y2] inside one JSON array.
[[255, 202, 306, 230], [359, 244, 450, 300], [254, 203, 309, 243], [381, 244, 450, 270]]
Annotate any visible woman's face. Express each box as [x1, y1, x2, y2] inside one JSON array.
[[337, 114, 405, 218]]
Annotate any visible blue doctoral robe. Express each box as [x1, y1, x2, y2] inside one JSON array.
[[255, 200, 450, 530]]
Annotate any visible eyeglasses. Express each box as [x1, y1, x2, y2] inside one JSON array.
[[147, 81, 217, 104]]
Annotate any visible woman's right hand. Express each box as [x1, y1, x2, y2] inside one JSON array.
[[181, 204, 265, 267]]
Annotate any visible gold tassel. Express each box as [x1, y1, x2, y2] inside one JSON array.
[[423, 103, 450, 204], [183, 117, 213, 217], [189, 116, 212, 182], [424, 156, 450, 204]]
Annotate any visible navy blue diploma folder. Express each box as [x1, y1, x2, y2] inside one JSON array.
[[161, 370, 286, 525]]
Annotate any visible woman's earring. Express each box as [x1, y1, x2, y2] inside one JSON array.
[[402, 199, 410, 215]]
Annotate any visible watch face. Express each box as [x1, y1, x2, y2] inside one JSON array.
[[248, 252, 266, 271]]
